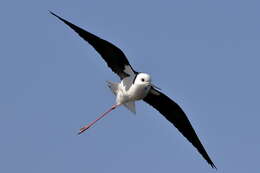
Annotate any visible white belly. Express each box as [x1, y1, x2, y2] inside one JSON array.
[[116, 81, 151, 105]]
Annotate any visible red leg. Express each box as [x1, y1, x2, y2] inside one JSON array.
[[78, 104, 118, 135]]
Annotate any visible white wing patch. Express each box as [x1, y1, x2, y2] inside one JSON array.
[[121, 65, 136, 91], [122, 75, 135, 91], [123, 65, 135, 76], [124, 101, 136, 114]]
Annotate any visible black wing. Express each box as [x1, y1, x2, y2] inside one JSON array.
[[143, 88, 216, 169], [50, 11, 136, 79]]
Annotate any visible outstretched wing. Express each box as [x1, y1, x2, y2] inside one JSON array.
[[143, 88, 216, 169], [50, 11, 136, 79]]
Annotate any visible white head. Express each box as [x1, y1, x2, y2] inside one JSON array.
[[135, 73, 152, 85], [134, 73, 160, 90]]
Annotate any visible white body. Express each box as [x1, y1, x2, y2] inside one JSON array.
[[107, 73, 152, 114]]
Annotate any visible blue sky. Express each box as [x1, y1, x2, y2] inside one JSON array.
[[0, 0, 259, 172]]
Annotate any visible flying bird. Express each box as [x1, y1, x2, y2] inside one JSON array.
[[50, 11, 216, 169]]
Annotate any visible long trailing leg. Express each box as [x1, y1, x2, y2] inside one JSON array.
[[78, 104, 118, 135]]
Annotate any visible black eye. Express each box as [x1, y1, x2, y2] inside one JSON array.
[[141, 78, 145, 82]]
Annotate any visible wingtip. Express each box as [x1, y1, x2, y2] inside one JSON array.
[[48, 11, 71, 27], [210, 163, 217, 170], [48, 10, 54, 15], [207, 156, 217, 169], [49, 10, 59, 18]]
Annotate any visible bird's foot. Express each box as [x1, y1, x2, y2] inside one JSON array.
[[78, 125, 91, 135]]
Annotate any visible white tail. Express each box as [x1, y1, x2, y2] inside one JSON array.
[[106, 81, 136, 114], [124, 101, 136, 114]]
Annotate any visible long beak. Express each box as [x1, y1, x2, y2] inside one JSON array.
[[150, 83, 161, 90]]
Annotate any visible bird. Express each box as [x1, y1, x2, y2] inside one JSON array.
[[50, 11, 216, 169]]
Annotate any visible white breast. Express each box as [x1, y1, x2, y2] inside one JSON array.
[[116, 78, 151, 105]]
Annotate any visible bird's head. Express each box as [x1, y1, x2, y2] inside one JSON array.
[[135, 73, 160, 90]]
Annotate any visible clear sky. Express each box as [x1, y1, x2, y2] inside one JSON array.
[[0, 0, 259, 172]]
